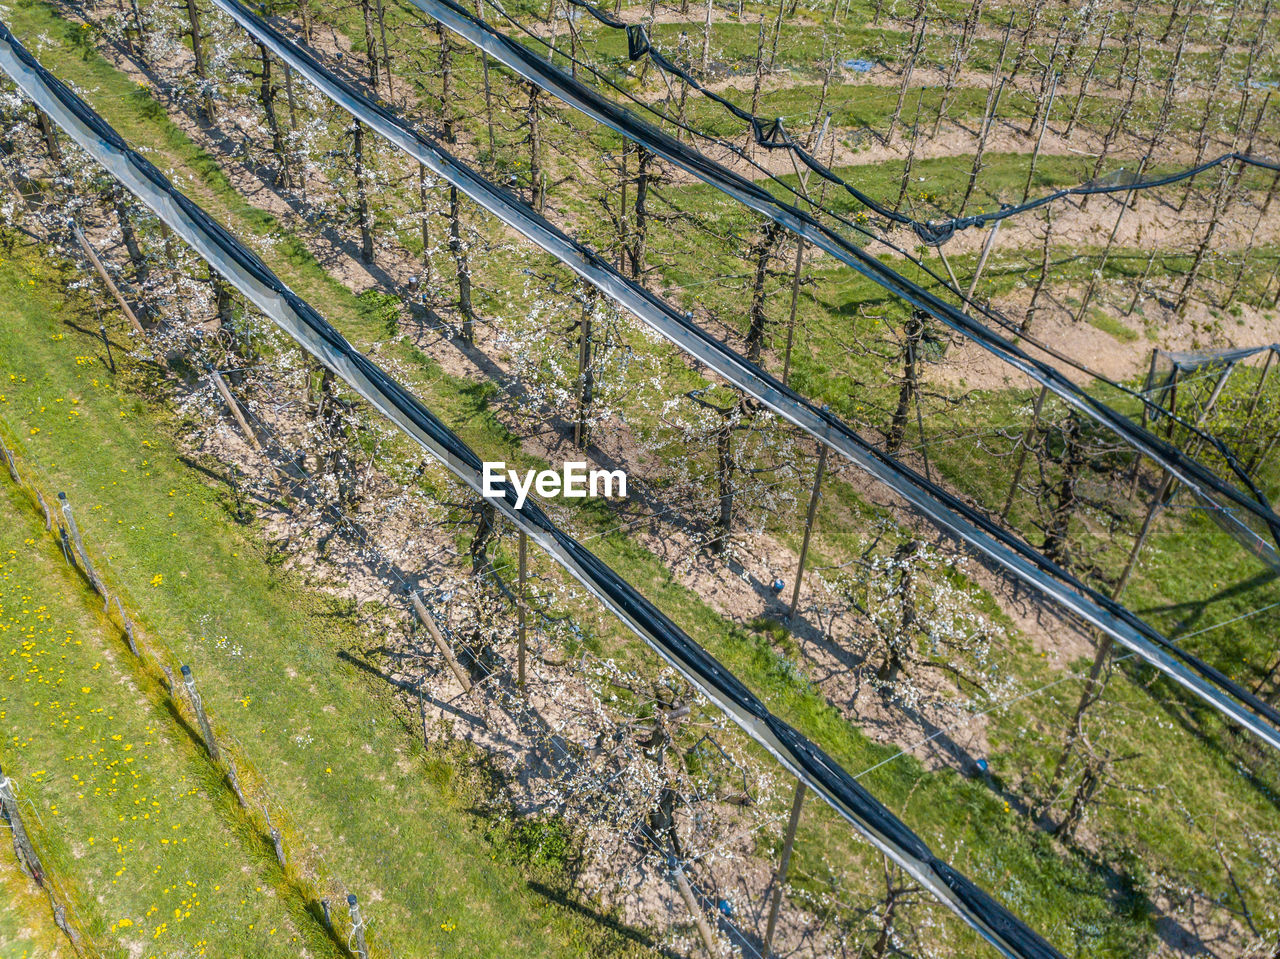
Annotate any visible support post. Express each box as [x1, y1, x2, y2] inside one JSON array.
[[763, 780, 806, 955], [70, 222, 145, 335], [999, 385, 1047, 521], [210, 369, 261, 450], [0, 760, 44, 885], [517, 530, 528, 687], [964, 220, 1002, 306], [58, 492, 103, 594], [180, 664, 221, 762], [263, 805, 287, 869], [347, 894, 370, 959], [672, 862, 718, 957], [0, 433, 19, 483], [409, 590, 473, 692], [780, 116, 829, 387], [111, 595, 139, 657], [788, 444, 828, 618]]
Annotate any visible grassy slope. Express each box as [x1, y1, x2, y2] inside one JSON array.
[[0, 479, 341, 958], [0, 852, 69, 959]]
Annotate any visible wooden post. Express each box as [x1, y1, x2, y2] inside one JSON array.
[[210, 369, 261, 450], [58, 492, 103, 594], [36, 490, 52, 532], [409, 590, 472, 692], [1000, 385, 1048, 520], [347, 894, 370, 959], [223, 754, 248, 808], [0, 759, 44, 885], [788, 444, 827, 619], [964, 220, 1002, 306], [763, 780, 806, 955], [781, 116, 829, 387], [517, 531, 528, 687], [0, 433, 19, 484], [180, 664, 221, 761], [937, 244, 964, 297], [70, 222, 145, 335], [111, 595, 140, 657], [672, 863, 717, 957], [263, 805, 287, 869]]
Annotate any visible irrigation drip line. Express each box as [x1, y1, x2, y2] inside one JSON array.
[[207, 0, 1280, 758], [412, 0, 1280, 567], [561, 0, 1280, 243], [0, 22, 1069, 959]]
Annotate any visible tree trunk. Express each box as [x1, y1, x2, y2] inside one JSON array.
[[886, 14, 925, 144], [1009, 0, 1046, 83], [418, 163, 433, 284], [1041, 415, 1082, 565], [630, 146, 652, 279], [1176, 161, 1234, 317], [438, 25, 455, 144], [449, 185, 476, 344], [360, 0, 382, 93], [896, 89, 924, 212], [1065, 16, 1109, 138], [184, 0, 216, 124], [1023, 206, 1053, 332], [713, 421, 733, 553], [886, 311, 923, 452], [257, 43, 291, 188], [528, 83, 544, 212], [112, 186, 148, 287], [959, 75, 1005, 217], [746, 223, 783, 361], [749, 17, 766, 120], [353, 121, 374, 265]]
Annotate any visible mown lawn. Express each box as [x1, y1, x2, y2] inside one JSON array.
[[0, 478, 340, 958]]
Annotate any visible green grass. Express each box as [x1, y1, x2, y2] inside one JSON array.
[[0, 479, 340, 958], [1083, 306, 1140, 343], [0, 845, 70, 959]]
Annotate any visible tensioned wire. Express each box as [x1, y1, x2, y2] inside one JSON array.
[[558, 0, 1280, 241], [852, 595, 1280, 784], [417, 59, 1273, 502], [422, 0, 1280, 558], [489, 0, 1277, 419]]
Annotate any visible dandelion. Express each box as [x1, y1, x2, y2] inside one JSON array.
[[149, 574, 163, 587]]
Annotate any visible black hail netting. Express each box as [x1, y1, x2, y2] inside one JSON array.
[[0, 19, 1066, 958], [407, 0, 1280, 571], [559, 0, 1280, 246], [203, 0, 1280, 757]]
